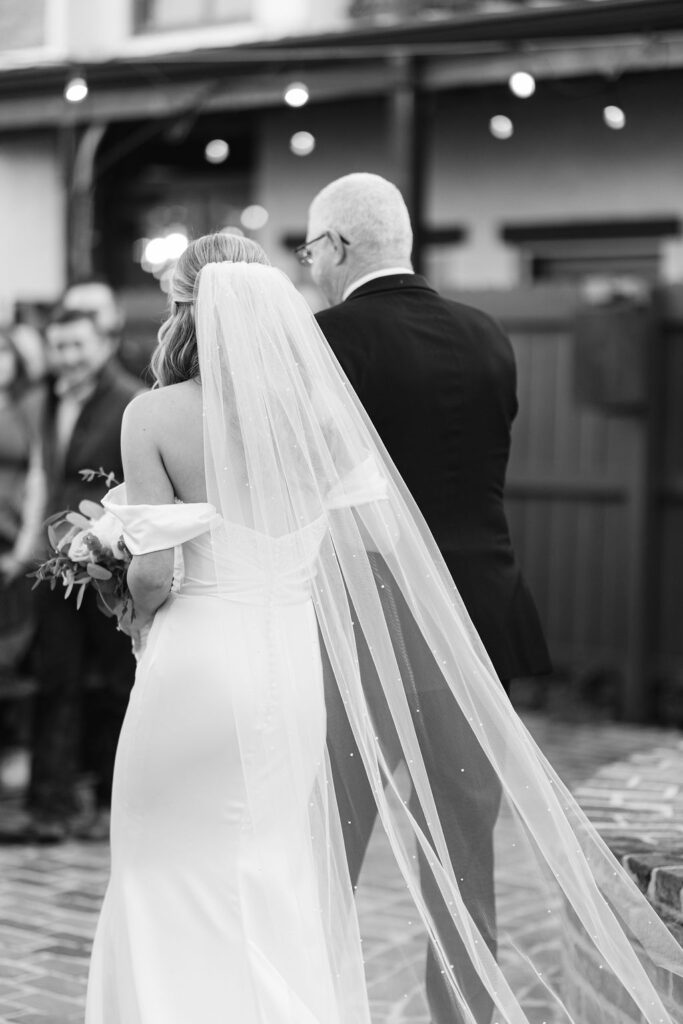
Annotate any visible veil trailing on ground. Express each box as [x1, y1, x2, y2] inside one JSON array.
[[195, 260, 681, 1024]]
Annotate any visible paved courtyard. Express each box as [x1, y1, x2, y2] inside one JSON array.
[[0, 711, 679, 1024]]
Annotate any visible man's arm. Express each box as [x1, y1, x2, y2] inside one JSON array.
[[315, 307, 366, 395]]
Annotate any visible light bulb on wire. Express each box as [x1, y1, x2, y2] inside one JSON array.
[[489, 115, 514, 140], [240, 205, 269, 231], [204, 139, 230, 164], [509, 71, 536, 99], [290, 131, 316, 156], [64, 75, 88, 103], [603, 104, 626, 130], [284, 82, 309, 108]]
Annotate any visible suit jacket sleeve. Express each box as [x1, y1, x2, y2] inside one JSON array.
[[315, 308, 365, 394]]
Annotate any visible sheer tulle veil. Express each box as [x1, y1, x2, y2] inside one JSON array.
[[194, 258, 682, 1023]]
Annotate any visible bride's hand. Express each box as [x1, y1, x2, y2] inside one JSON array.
[[117, 606, 152, 638], [117, 604, 154, 658], [116, 604, 140, 638], [130, 621, 153, 662]]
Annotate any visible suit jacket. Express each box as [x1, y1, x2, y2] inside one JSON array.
[[316, 274, 551, 680], [43, 359, 143, 519]]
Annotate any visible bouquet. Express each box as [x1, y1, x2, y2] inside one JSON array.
[[30, 468, 135, 630]]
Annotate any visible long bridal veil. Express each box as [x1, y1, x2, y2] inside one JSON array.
[[195, 259, 681, 1024]]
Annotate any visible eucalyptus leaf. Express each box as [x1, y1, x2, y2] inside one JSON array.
[[56, 526, 79, 551], [78, 499, 105, 521], [87, 563, 113, 581], [66, 512, 91, 529], [95, 591, 116, 618]]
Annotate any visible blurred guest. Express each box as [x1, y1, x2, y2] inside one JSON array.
[[0, 329, 46, 774], [10, 322, 48, 384], [61, 277, 155, 380], [61, 279, 125, 343], [0, 328, 45, 589], [24, 307, 141, 842]]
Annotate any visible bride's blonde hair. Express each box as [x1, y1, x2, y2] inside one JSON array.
[[151, 232, 271, 387]]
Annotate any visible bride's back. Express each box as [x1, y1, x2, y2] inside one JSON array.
[[150, 380, 208, 503]]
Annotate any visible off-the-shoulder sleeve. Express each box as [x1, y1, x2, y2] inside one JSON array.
[[324, 455, 389, 510], [101, 483, 219, 555]]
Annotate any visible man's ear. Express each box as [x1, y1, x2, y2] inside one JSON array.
[[328, 230, 347, 265]]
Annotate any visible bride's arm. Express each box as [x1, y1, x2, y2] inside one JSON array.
[[121, 394, 175, 623]]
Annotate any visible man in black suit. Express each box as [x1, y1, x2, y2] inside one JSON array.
[[303, 173, 551, 1023], [26, 305, 142, 842]]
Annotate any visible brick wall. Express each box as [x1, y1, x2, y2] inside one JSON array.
[[562, 743, 683, 1021]]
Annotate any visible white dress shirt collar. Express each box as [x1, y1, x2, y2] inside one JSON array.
[[342, 267, 414, 302]]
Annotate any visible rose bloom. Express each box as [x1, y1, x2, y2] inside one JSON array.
[[68, 529, 97, 564], [68, 512, 127, 563], [91, 512, 128, 559]]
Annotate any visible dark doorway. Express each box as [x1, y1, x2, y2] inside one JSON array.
[[93, 111, 256, 374]]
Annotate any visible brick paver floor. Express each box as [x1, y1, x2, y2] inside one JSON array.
[[0, 712, 679, 1024]]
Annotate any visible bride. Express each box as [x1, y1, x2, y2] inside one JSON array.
[[85, 232, 681, 1023]]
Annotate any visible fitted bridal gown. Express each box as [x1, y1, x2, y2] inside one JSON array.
[[84, 257, 683, 1024], [85, 490, 371, 1024]]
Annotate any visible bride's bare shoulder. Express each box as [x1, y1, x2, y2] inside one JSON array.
[[122, 383, 202, 451], [124, 380, 201, 419]]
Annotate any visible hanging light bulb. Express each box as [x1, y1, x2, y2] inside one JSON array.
[[509, 71, 536, 99], [290, 131, 316, 156], [64, 75, 88, 103], [284, 82, 309, 108], [240, 205, 269, 231], [603, 104, 626, 130], [489, 115, 514, 140], [204, 139, 230, 164]]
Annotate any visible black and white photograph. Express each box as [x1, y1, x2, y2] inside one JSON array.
[[0, 1, 682, 1022]]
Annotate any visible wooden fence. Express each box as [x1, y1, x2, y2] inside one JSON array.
[[454, 284, 683, 723]]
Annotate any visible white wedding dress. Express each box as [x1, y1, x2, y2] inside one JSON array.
[[83, 260, 682, 1024], [85, 491, 370, 1024]]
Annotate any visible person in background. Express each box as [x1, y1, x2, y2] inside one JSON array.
[[0, 329, 46, 590], [10, 321, 48, 385], [22, 305, 142, 842], [61, 279, 125, 345], [303, 172, 552, 1024], [0, 328, 46, 791]]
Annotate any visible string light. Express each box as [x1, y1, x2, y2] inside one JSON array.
[[603, 104, 626, 130], [141, 231, 188, 268], [240, 205, 269, 231], [290, 131, 316, 156], [284, 82, 309, 108], [64, 75, 88, 103], [489, 115, 514, 140], [509, 71, 536, 99], [204, 139, 230, 164]]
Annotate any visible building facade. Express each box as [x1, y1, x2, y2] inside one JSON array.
[[1, 0, 683, 720], [2, 0, 683, 312]]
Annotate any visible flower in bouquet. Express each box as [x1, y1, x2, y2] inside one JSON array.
[[68, 512, 129, 566], [30, 468, 133, 623]]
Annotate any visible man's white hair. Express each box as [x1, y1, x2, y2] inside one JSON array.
[[309, 173, 413, 261]]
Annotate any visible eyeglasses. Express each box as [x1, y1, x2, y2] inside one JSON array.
[[294, 231, 350, 266]]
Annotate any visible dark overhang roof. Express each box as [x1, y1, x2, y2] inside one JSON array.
[[1, 0, 683, 91], [0, 0, 681, 128], [241, 0, 683, 53]]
